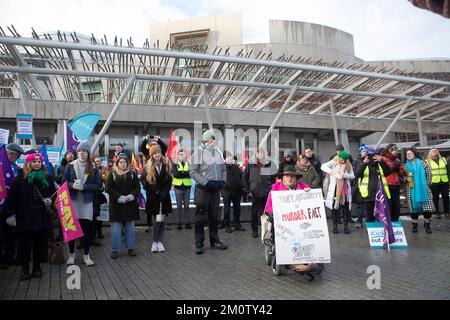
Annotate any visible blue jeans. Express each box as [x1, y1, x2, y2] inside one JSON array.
[[111, 221, 136, 252], [356, 203, 365, 224], [223, 195, 242, 225]]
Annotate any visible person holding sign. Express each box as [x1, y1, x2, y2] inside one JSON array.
[[403, 148, 435, 233], [321, 151, 356, 234], [62, 141, 101, 266], [4, 153, 56, 281], [140, 144, 172, 253], [264, 166, 319, 273]]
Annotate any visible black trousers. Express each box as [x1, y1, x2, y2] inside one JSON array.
[[194, 188, 220, 245], [388, 185, 401, 222], [251, 196, 268, 232], [68, 219, 94, 255], [365, 201, 376, 222], [16, 229, 48, 267], [0, 221, 16, 265], [430, 183, 449, 214]]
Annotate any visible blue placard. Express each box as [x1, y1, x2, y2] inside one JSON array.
[[16, 113, 33, 139]]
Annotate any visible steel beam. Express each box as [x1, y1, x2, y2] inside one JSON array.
[[330, 98, 340, 146], [375, 97, 414, 148], [91, 76, 136, 154], [2, 36, 450, 87]]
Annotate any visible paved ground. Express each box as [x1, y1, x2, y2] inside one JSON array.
[[1, 217, 449, 300]]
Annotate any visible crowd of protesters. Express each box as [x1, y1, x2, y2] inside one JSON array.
[[1, 131, 450, 281]]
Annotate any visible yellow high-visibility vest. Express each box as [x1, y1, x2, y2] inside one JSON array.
[[172, 162, 192, 187], [427, 158, 448, 184], [358, 164, 391, 199]]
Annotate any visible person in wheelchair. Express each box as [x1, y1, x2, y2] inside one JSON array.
[[264, 165, 322, 273]]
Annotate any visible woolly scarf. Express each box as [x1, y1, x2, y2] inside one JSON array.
[[27, 169, 49, 188], [407, 159, 428, 213], [333, 164, 348, 209]]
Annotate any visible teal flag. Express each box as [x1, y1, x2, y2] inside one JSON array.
[[69, 113, 101, 140]]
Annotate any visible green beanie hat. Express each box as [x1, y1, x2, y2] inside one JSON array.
[[338, 151, 350, 160]]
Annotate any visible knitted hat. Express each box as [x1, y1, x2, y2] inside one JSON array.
[[149, 144, 161, 156], [76, 140, 91, 153], [6, 143, 24, 155], [202, 130, 215, 142], [338, 151, 350, 160], [358, 144, 367, 154], [366, 146, 377, 155], [336, 144, 345, 152], [25, 152, 44, 164]]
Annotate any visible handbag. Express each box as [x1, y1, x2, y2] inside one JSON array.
[[48, 241, 67, 264]]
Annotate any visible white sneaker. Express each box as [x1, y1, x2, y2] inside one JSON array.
[[157, 242, 165, 252], [151, 242, 158, 253], [83, 254, 95, 266], [67, 253, 75, 265]]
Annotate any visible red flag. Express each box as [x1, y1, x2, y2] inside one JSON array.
[[166, 129, 177, 161], [56, 182, 84, 243], [242, 148, 249, 167]]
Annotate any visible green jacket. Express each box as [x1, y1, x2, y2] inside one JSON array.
[[105, 170, 141, 222], [297, 166, 320, 189]]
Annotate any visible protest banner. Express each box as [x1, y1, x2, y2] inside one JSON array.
[[272, 189, 331, 265], [16, 114, 33, 139], [0, 128, 9, 144], [366, 222, 408, 249], [56, 182, 84, 243]]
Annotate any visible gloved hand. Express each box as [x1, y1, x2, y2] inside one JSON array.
[[42, 198, 52, 207], [72, 180, 83, 191], [117, 195, 127, 204], [127, 194, 135, 202], [206, 181, 217, 192]]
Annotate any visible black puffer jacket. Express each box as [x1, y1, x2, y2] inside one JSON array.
[[222, 164, 244, 198]]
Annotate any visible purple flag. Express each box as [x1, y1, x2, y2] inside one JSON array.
[[66, 122, 80, 153], [373, 176, 395, 245], [0, 145, 14, 213]]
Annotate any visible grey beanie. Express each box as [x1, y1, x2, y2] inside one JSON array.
[[202, 130, 215, 142], [76, 140, 91, 153]]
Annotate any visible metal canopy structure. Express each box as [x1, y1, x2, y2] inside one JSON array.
[[1, 29, 450, 125]]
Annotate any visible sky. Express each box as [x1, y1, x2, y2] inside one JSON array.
[[1, 0, 449, 61]]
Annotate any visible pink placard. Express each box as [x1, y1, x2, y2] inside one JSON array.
[[57, 182, 84, 243]]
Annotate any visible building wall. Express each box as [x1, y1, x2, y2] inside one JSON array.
[[150, 12, 243, 49]]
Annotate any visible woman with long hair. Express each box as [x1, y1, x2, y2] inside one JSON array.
[[404, 148, 435, 233], [106, 155, 141, 259], [321, 152, 355, 234], [4, 153, 56, 280], [140, 145, 172, 253], [62, 140, 101, 266]]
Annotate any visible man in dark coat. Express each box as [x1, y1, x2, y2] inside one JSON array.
[[221, 153, 246, 233], [304, 146, 323, 187], [243, 148, 277, 238]]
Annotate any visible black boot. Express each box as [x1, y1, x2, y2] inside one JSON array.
[[20, 264, 31, 281], [31, 263, 43, 278], [424, 221, 432, 234], [412, 222, 418, 233], [225, 224, 233, 233], [218, 222, 226, 229], [332, 210, 338, 234], [343, 210, 350, 234]]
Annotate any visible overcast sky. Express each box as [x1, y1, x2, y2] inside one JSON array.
[[1, 0, 449, 61]]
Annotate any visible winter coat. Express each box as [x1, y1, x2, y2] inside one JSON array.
[[105, 170, 141, 222], [140, 163, 173, 216], [222, 164, 244, 198], [403, 160, 435, 213], [354, 160, 392, 202], [278, 159, 297, 177], [62, 162, 101, 203], [189, 147, 226, 188], [321, 160, 355, 210], [265, 181, 310, 214], [307, 155, 323, 186], [297, 165, 320, 188], [379, 153, 405, 186], [243, 161, 277, 198], [4, 172, 56, 233]]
